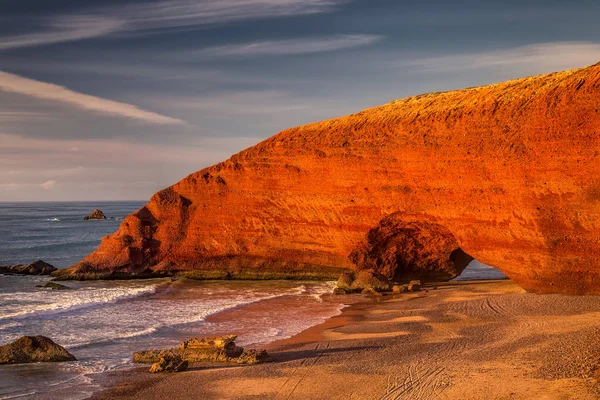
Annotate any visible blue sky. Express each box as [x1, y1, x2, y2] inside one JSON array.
[[1, 0, 600, 201]]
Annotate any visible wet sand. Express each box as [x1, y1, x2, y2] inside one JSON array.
[[92, 280, 600, 399]]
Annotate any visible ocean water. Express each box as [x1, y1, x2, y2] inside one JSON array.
[[0, 202, 505, 399], [0, 202, 145, 269]]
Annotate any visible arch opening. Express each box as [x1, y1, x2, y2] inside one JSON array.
[[452, 259, 507, 281]]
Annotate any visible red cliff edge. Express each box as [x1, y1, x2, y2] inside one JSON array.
[[54, 63, 600, 295]]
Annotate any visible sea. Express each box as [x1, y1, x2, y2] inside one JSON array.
[[0, 202, 506, 399]]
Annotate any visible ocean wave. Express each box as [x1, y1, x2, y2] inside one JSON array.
[[46, 218, 60, 221], [0, 285, 159, 321], [68, 326, 160, 349], [71, 282, 331, 348]]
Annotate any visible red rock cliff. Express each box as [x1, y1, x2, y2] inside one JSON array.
[[57, 63, 600, 295]]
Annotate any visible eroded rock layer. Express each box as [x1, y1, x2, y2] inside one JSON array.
[[57, 63, 600, 295]]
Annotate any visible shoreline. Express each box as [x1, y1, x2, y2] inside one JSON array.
[[90, 278, 600, 399]]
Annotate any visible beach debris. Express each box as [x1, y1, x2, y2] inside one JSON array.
[[408, 280, 422, 292], [149, 355, 188, 373], [336, 269, 391, 293], [0, 336, 76, 365], [36, 282, 72, 290], [0, 260, 57, 276], [134, 335, 269, 367], [84, 209, 106, 220]]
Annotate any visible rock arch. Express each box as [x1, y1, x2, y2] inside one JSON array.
[[56, 63, 600, 295]]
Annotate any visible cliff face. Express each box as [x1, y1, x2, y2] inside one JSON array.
[[57, 63, 600, 295]]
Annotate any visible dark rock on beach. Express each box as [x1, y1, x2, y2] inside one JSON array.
[[134, 335, 269, 368], [84, 209, 106, 220], [0, 336, 76, 364], [149, 355, 188, 373], [235, 349, 271, 364], [408, 280, 422, 292], [336, 269, 391, 293], [0, 260, 57, 276]]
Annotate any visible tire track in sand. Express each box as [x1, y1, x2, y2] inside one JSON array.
[[381, 364, 450, 400], [274, 342, 331, 399]]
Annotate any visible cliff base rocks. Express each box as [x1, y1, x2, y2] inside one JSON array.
[[0, 260, 57, 276]]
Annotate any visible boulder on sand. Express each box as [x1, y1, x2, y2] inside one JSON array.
[[335, 269, 391, 293], [84, 209, 106, 220], [0, 336, 76, 364], [0, 260, 56, 276], [149, 355, 188, 373], [408, 280, 422, 292], [235, 349, 271, 364], [134, 335, 269, 366]]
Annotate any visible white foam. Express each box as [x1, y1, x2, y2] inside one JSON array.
[[0, 285, 159, 321]]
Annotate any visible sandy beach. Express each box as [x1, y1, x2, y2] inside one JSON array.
[[90, 280, 600, 399]]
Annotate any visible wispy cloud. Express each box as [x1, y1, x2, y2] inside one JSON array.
[[0, 71, 185, 125], [122, 0, 347, 30], [398, 42, 600, 74], [201, 34, 382, 57], [0, 0, 348, 50], [0, 16, 124, 50], [0, 133, 263, 200], [0, 111, 52, 122]]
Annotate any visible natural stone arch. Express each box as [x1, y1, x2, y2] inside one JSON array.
[[56, 63, 600, 295]]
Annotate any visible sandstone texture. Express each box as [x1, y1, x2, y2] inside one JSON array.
[[0, 260, 56, 275], [336, 269, 391, 293], [84, 209, 106, 220], [57, 63, 600, 295], [133, 335, 270, 365], [149, 355, 188, 373], [0, 336, 76, 364]]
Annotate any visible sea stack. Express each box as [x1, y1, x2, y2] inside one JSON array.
[[57, 63, 600, 295], [84, 209, 106, 220]]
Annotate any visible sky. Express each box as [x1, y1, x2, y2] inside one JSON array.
[[1, 0, 600, 201]]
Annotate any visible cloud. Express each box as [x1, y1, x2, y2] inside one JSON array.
[[0, 133, 263, 201], [0, 111, 52, 122], [0, 71, 185, 125], [397, 42, 600, 75], [121, 0, 348, 30], [0, 15, 125, 50], [41, 180, 56, 190], [0, 1, 348, 50], [201, 34, 383, 57]]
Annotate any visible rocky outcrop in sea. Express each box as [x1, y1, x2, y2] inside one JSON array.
[[0, 260, 56, 275], [84, 209, 106, 220]]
